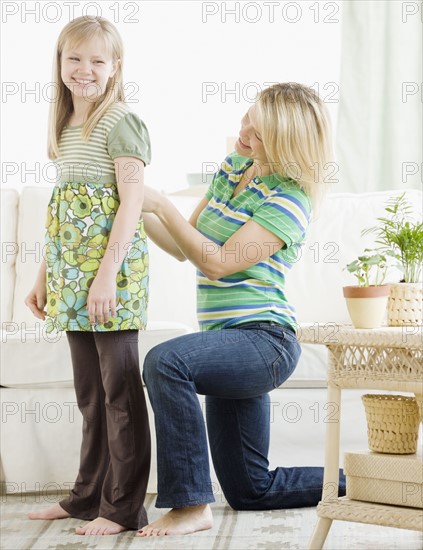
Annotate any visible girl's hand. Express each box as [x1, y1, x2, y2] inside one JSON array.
[[142, 186, 165, 214], [87, 273, 117, 325], [24, 282, 47, 320]]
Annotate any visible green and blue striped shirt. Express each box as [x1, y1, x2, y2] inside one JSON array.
[[196, 152, 312, 332]]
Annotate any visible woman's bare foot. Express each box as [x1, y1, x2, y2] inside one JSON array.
[[136, 504, 213, 537], [75, 517, 127, 536], [28, 503, 71, 520]]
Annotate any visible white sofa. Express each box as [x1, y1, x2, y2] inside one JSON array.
[[1, 186, 422, 497]]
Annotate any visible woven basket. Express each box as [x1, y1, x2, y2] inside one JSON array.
[[387, 282, 423, 326], [362, 394, 420, 454]]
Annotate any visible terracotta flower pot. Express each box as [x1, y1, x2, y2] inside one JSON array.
[[343, 285, 391, 329]]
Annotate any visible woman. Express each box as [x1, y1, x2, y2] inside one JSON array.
[[137, 83, 346, 537]]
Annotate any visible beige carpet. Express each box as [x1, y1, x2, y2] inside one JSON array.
[[1, 493, 422, 549]]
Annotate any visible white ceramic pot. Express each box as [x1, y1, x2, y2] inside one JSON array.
[[343, 285, 391, 329]]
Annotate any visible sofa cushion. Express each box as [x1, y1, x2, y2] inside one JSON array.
[[0, 322, 192, 388], [146, 196, 199, 330], [1, 189, 19, 324], [11, 186, 51, 326]]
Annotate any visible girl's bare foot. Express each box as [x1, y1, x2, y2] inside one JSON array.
[[75, 517, 127, 535], [28, 503, 71, 520], [136, 504, 213, 537]]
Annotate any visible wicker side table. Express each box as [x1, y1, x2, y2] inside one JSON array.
[[297, 323, 423, 550]]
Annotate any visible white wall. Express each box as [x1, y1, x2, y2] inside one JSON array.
[[1, 0, 342, 193]]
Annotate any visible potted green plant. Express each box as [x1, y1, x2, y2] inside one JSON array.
[[362, 193, 423, 326], [343, 250, 391, 329]]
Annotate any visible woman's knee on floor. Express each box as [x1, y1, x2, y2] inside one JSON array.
[[223, 489, 262, 511], [215, 471, 269, 511]]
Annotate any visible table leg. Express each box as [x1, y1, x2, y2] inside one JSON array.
[[307, 382, 341, 550], [308, 517, 333, 550], [322, 384, 341, 501]]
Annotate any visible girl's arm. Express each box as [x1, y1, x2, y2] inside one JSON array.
[[87, 156, 146, 325], [24, 257, 47, 320], [143, 187, 284, 281], [143, 196, 210, 262]]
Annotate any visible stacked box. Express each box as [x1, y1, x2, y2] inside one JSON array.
[[344, 451, 423, 509]]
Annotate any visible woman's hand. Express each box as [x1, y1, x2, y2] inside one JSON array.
[[87, 273, 117, 325], [24, 281, 47, 321], [142, 185, 165, 214]]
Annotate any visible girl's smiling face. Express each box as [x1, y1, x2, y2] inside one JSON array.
[[235, 105, 268, 166], [61, 36, 118, 101]]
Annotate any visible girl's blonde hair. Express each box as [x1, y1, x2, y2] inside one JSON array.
[[254, 82, 334, 212], [48, 16, 124, 159]]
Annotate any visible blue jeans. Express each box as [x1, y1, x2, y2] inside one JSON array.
[[143, 321, 346, 509]]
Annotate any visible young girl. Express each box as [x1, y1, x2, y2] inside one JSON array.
[[136, 83, 346, 537], [24, 16, 151, 536]]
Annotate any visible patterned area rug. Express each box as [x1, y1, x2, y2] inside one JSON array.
[[1, 493, 422, 549]]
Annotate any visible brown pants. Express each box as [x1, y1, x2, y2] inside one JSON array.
[[60, 330, 151, 530]]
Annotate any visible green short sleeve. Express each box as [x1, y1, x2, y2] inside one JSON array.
[[205, 174, 217, 199], [107, 112, 151, 165], [252, 192, 311, 249]]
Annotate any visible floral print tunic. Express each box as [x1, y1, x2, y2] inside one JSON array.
[[44, 103, 151, 332]]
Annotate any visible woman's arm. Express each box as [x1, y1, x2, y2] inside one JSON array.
[[143, 187, 284, 281], [143, 196, 210, 262], [143, 213, 186, 261], [87, 156, 146, 324]]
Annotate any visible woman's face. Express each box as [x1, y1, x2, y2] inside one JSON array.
[[61, 36, 118, 101], [235, 104, 268, 165]]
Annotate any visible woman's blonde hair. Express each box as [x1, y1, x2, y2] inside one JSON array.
[[48, 16, 124, 159], [254, 82, 334, 212]]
